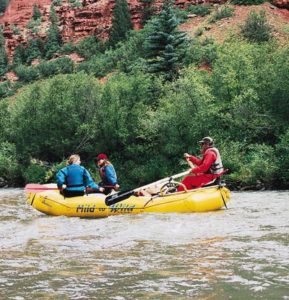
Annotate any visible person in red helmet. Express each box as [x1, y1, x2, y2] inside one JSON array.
[[177, 137, 224, 191], [95, 153, 120, 195]]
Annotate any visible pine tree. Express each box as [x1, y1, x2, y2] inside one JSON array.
[[109, 0, 133, 48], [0, 0, 9, 15], [26, 38, 44, 64], [140, 0, 156, 26], [0, 29, 8, 77], [44, 5, 62, 59], [144, 0, 187, 81], [49, 5, 58, 24], [32, 4, 41, 20], [13, 44, 27, 65]]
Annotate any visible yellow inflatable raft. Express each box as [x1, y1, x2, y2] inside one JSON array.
[[26, 184, 230, 218]]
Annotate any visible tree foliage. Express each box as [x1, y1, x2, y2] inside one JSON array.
[[44, 5, 62, 59], [32, 4, 41, 20], [241, 10, 272, 43], [109, 0, 132, 47], [0, 0, 9, 14], [1, 8, 289, 189], [0, 29, 8, 77], [144, 0, 187, 80]]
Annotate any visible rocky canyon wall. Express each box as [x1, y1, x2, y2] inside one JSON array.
[[0, 0, 288, 58]]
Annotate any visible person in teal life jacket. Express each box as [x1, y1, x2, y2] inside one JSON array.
[[95, 153, 120, 195], [56, 154, 104, 198], [177, 137, 224, 191]]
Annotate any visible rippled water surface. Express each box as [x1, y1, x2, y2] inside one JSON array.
[[0, 189, 288, 299]]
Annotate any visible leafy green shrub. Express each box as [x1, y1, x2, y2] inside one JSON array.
[[25, 38, 44, 64], [241, 10, 272, 43], [194, 27, 204, 37], [243, 144, 277, 187], [75, 36, 103, 59], [60, 42, 75, 54], [14, 65, 39, 83], [37, 57, 74, 77], [0, 81, 13, 98], [26, 18, 41, 34], [275, 129, 289, 188], [22, 161, 47, 184], [13, 44, 27, 66], [188, 4, 212, 17], [11, 25, 20, 35], [8, 73, 103, 161], [0, 0, 9, 14], [221, 142, 277, 188], [184, 37, 218, 66], [52, 0, 62, 5], [77, 54, 115, 77], [54, 56, 74, 74], [173, 7, 189, 23], [22, 159, 67, 184], [32, 4, 42, 20], [233, 0, 265, 5], [209, 5, 234, 23], [0, 142, 21, 185]]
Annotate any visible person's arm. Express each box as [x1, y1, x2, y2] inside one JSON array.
[[56, 168, 66, 189], [191, 150, 217, 174], [105, 165, 118, 186], [184, 153, 203, 166], [83, 168, 104, 192]]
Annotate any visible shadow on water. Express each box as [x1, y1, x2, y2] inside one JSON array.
[[0, 189, 288, 299]]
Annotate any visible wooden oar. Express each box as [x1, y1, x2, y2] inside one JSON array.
[[105, 170, 191, 206], [24, 183, 116, 193], [25, 183, 58, 192]]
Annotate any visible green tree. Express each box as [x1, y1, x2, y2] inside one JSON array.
[[13, 44, 27, 65], [0, 29, 8, 78], [49, 4, 58, 24], [44, 24, 62, 59], [266, 47, 289, 126], [144, 0, 187, 81], [0, 0, 9, 14], [8, 73, 102, 161], [241, 10, 272, 43], [45, 5, 62, 59], [26, 38, 44, 64], [32, 4, 41, 20], [275, 129, 289, 187], [210, 41, 276, 144], [140, 0, 156, 25], [109, 0, 133, 47]]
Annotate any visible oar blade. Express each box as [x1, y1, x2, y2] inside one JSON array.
[[24, 183, 58, 192], [105, 190, 134, 206]]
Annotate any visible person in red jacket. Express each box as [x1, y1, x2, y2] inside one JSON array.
[[177, 137, 224, 191]]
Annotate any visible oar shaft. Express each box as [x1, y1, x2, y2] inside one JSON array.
[[133, 170, 191, 193], [105, 170, 191, 206]]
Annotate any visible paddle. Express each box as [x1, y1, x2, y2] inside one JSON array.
[[24, 183, 116, 193], [25, 183, 58, 192], [105, 170, 191, 206]]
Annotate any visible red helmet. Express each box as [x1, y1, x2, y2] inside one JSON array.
[[96, 153, 108, 161]]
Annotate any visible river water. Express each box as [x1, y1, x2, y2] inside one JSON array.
[[0, 189, 288, 299]]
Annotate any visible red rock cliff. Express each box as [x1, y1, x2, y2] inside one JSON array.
[[0, 0, 288, 58]]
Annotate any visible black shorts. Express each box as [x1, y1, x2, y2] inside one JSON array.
[[63, 189, 85, 198]]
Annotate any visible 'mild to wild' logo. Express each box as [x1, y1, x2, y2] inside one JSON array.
[[109, 203, 136, 213], [76, 204, 136, 213]]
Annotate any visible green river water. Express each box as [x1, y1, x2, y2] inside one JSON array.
[[0, 189, 288, 299]]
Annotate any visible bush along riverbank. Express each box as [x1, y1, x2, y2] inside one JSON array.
[[1, 3, 289, 190]]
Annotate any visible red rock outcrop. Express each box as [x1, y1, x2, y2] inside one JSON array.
[[271, 0, 289, 8], [0, 0, 51, 25], [0, 0, 288, 60]]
